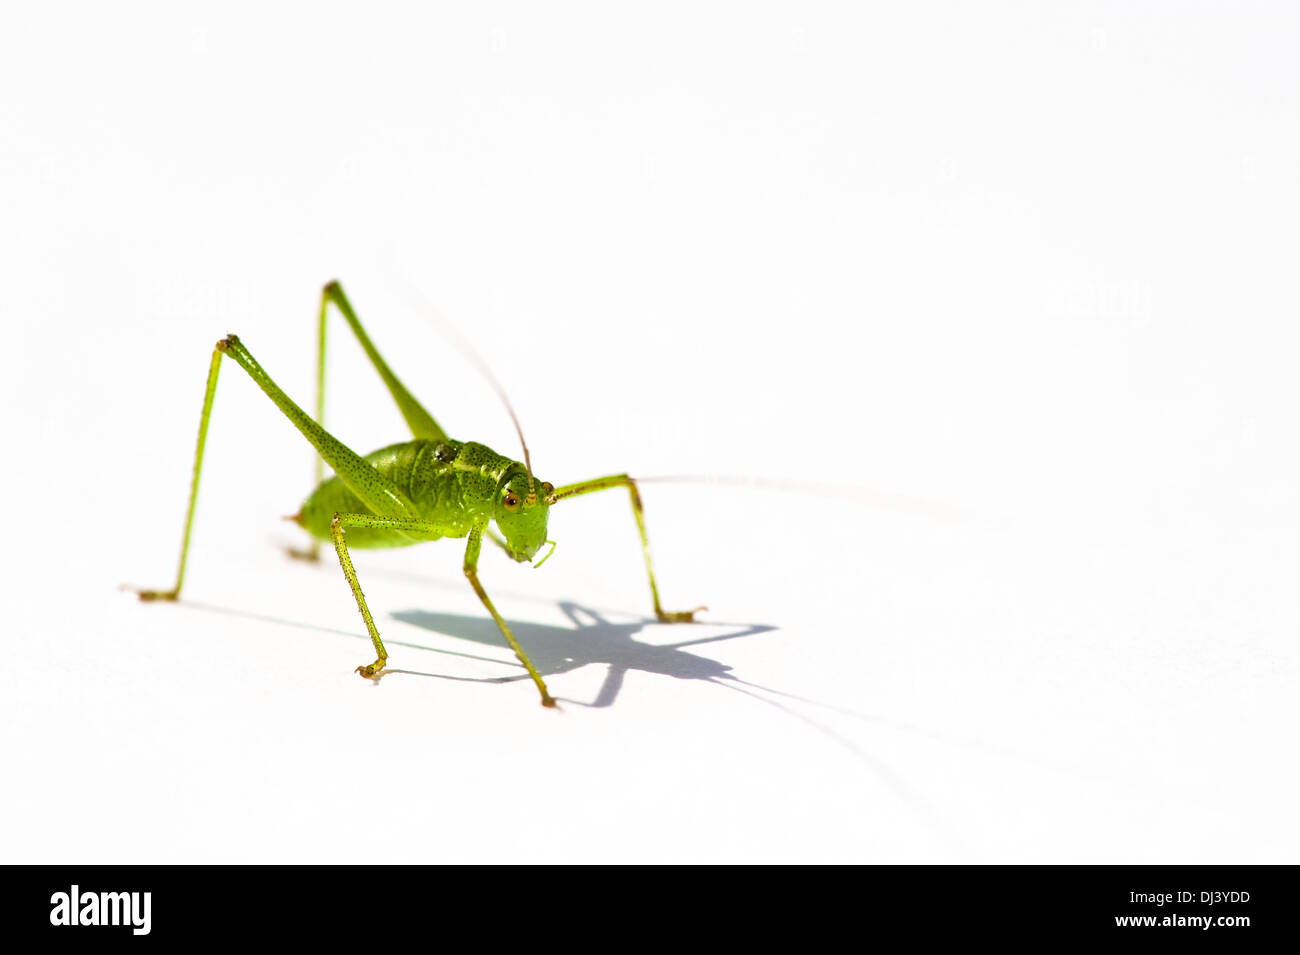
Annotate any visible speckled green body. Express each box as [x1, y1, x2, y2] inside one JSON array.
[[299, 437, 542, 550]]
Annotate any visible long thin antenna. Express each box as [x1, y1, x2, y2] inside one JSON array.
[[634, 474, 969, 518], [387, 274, 537, 503], [636, 474, 1076, 538]]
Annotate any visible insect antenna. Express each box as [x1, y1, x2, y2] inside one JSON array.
[[636, 474, 985, 524], [390, 277, 537, 503]]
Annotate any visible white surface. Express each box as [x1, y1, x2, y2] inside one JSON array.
[[2, 3, 1297, 863]]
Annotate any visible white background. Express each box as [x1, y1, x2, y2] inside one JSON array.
[[2, 2, 1296, 863]]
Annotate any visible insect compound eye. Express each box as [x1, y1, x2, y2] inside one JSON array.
[[503, 493, 521, 512], [541, 482, 554, 497]]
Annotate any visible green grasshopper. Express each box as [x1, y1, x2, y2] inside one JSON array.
[[136, 281, 702, 706]]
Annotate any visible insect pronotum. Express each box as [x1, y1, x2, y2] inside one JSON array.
[[136, 281, 703, 706]]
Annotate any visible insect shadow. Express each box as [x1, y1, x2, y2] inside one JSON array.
[[390, 601, 776, 708]]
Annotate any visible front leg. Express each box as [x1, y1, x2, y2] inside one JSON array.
[[464, 524, 556, 707], [550, 474, 705, 623]]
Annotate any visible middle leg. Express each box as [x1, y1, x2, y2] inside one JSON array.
[[330, 513, 555, 707]]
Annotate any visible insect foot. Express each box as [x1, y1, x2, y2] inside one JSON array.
[[657, 606, 707, 623], [135, 589, 179, 602], [355, 660, 386, 679]]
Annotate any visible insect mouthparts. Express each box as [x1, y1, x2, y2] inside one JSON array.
[[533, 540, 557, 569]]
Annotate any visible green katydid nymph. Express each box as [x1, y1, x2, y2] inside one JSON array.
[[136, 281, 703, 707]]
